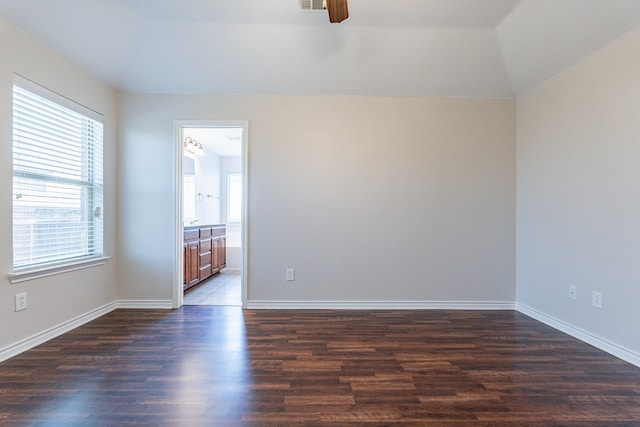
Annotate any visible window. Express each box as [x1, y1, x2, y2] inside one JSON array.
[[227, 173, 242, 222], [12, 76, 104, 271]]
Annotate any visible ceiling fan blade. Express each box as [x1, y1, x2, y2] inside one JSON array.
[[325, 0, 349, 23]]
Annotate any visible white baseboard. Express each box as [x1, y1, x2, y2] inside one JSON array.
[[0, 299, 173, 363], [516, 303, 640, 368], [116, 300, 174, 309], [0, 301, 118, 363], [245, 300, 516, 310]]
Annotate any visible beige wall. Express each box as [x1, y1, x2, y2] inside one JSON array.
[[118, 94, 516, 305], [0, 20, 119, 350], [517, 28, 640, 355]]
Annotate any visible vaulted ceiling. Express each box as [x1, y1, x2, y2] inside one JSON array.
[[1, 0, 640, 98]]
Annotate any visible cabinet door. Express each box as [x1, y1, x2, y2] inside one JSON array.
[[211, 236, 220, 274], [183, 243, 188, 289], [219, 236, 226, 269], [187, 242, 200, 288]]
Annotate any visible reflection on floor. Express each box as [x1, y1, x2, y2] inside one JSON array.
[[183, 270, 241, 306]]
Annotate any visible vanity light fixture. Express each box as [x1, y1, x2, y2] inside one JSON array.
[[184, 137, 204, 156]]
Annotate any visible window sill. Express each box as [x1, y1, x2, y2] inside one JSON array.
[[9, 256, 111, 284]]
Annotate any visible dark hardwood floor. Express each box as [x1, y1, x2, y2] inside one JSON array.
[[1, 307, 639, 425]]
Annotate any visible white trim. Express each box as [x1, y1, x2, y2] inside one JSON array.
[[241, 122, 249, 309], [173, 120, 249, 310], [516, 303, 640, 368], [9, 256, 111, 284], [173, 122, 184, 309], [245, 300, 516, 310], [0, 300, 174, 363], [116, 300, 174, 309], [0, 301, 118, 363]]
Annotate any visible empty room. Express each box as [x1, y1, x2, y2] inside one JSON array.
[[1, 0, 640, 424]]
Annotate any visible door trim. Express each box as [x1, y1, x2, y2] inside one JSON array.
[[173, 120, 249, 309]]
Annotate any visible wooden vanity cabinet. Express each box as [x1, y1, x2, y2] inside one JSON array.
[[219, 236, 227, 270], [199, 227, 213, 281], [183, 225, 226, 291], [210, 226, 227, 276], [183, 229, 200, 290]]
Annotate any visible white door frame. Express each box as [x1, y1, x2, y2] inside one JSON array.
[[173, 120, 249, 309]]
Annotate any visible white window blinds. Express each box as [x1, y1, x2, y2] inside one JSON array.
[[12, 76, 104, 270]]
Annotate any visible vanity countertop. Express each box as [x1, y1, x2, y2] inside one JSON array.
[[184, 223, 225, 230]]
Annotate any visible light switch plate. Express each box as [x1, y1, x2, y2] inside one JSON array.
[[286, 269, 295, 281], [592, 291, 603, 309]]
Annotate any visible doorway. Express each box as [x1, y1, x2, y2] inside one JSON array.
[[174, 121, 248, 308]]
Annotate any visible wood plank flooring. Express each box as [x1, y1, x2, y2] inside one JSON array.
[[1, 307, 640, 425]]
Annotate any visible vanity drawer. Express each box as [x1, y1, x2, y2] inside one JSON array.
[[184, 229, 199, 241], [212, 227, 226, 237], [199, 238, 211, 252]]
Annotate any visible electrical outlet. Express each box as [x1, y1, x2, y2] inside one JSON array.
[[592, 291, 603, 309], [15, 292, 27, 312], [286, 268, 295, 281], [569, 285, 577, 300]]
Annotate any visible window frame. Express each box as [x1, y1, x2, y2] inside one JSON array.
[[9, 75, 109, 283], [227, 172, 242, 223]]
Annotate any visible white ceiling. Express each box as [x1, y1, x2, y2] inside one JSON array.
[[1, 0, 640, 98], [184, 127, 242, 157]]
